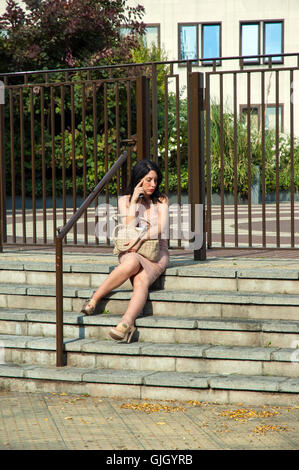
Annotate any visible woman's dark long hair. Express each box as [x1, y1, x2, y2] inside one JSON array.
[[128, 159, 165, 203]]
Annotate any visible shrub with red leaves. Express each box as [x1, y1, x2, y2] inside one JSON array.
[[0, 0, 145, 72]]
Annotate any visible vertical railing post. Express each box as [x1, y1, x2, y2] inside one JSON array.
[[56, 234, 64, 367], [0, 102, 5, 252], [151, 64, 158, 163], [189, 72, 206, 261], [186, 61, 193, 205], [136, 76, 150, 161]]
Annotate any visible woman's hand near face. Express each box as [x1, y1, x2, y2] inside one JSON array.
[[131, 178, 145, 204], [124, 179, 144, 225]]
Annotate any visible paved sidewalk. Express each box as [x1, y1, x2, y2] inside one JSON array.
[[0, 390, 298, 450]]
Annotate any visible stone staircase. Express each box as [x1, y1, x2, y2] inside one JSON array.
[[0, 251, 298, 405]]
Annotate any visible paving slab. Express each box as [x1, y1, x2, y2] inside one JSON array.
[[26, 286, 78, 297], [0, 334, 30, 348], [279, 378, 299, 393], [26, 337, 57, 350], [0, 390, 298, 450], [175, 267, 237, 278], [0, 363, 27, 378], [196, 318, 263, 331], [68, 339, 142, 355], [136, 316, 198, 329], [0, 285, 27, 295], [143, 371, 210, 388], [23, 262, 71, 272], [83, 368, 155, 385], [24, 365, 93, 381], [204, 345, 278, 361], [0, 262, 25, 270], [237, 269, 299, 279], [0, 310, 28, 321], [209, 374, 290, 392], [272, 349, 299, 362], [140, 343, 209, 358]]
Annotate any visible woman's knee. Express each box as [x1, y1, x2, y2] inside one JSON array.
[[119, 257, 140, 276]]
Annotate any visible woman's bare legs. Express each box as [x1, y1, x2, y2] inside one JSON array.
[[120, 269, 150, 327], [91, 256, 141, 304]]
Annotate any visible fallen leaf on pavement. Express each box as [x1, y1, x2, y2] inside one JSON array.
[[253, 424, 288, 435], [120, 402, 185, 414], [220, 408, 278, 422]]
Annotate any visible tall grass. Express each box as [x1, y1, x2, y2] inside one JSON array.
[[206, 100, 299, 198], [161, 96, 299, 198]]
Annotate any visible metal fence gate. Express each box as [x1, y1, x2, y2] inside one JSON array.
[[0, 60, 206, 259], [1, 53, 299, 258], [205, 54, 299, 251]]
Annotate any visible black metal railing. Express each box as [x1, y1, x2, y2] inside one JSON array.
[[55, 150, 128, 366]]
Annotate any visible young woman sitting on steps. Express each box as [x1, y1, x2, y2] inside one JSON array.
[[81, 159, 169, 343]]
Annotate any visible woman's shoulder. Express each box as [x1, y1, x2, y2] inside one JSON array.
[[158, 194, 169, 205], [118, 194, 130, 203]]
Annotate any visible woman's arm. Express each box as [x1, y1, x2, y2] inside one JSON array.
[[118, 195, 137, 226], [158, 196, 169, 241], [118, 179, 145, 226]]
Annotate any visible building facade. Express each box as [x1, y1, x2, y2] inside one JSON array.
[[128, 0, 299, 136]]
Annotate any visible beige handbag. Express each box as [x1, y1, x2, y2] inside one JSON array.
[[112, 215, 160, 262]]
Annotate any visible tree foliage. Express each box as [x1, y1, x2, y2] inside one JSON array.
[[0, 0, 145, 72]]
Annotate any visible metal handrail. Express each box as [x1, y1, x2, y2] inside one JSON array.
[[55, 150, 128, 366]]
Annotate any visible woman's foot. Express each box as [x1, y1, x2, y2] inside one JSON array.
[[109, 322, 136, 343], [81, 298, 97, 315]]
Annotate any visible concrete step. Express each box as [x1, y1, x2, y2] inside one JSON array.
[[2, 258, 299, 294], [0, 309, 298, 349], [0, 362, 298, 406], [1, 334, 298, 378], [1, 252, 299, 406], [1, 283, 299, 321]]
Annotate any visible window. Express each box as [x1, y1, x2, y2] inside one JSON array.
[[240, 20, 284, 65], [178, 22, 221, 64], [264, 21, 283, 63], [240, 105, 260, 130], [143, 24, 160, 48], [240, 104, 284, 132], [0, 30, 8, 39], [265, 105, 283, 131], [202, 23, 221, 65], [120, 26, 132, 38], [178, 24, 198, 61], [240, 23, 260, 64], [120, 24, 160, 49]]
